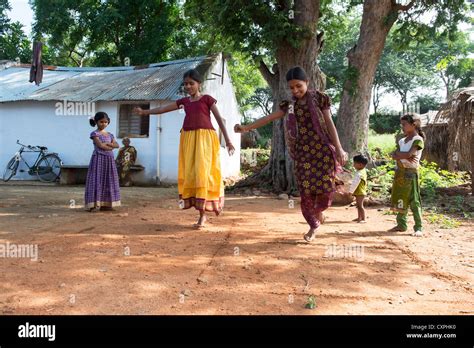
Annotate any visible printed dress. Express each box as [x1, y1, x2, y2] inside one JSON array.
[[116, 145, 137, 186], [293, 101, 336, 197], [84, 131, 121, 209], [281, 90, 340, 229]]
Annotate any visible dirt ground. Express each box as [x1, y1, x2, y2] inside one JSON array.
[[0, 182, 472, 315]]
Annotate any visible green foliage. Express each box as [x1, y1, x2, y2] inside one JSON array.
[[185, 0, 307, 57], [0, 0, 32, 62], [382, 210, 397, 216], [394, 21, 473, 99], [367, 131, 469, 215], [369, 113, 401, 135], [418, 161, 467, 201], [366, 162, 395, 199], [393, 0, 470, 49], [375, 33, 438, 105], [367, 162, 471, 230], [227, 52, 267, 116], [0, 0, 10, 35], [367, 131, 397, 160], [246, 86, 273, 116], [0, 21, 32, 62], [318, 3, 360, 102], [31, 0, 178, 66], [411, 93, 442, 114], [305, 295, 316, 309], [425, 212, 461, 229]]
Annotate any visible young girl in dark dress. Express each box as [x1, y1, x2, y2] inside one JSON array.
[[235, 67, 347, 242]]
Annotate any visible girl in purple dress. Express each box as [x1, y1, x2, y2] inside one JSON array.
[[84, 112, 121, 211], [235, 67, 348, 242]]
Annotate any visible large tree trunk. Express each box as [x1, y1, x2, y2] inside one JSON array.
[[471, 133, 474, 194], [248, 0, 325, 193], [336, 0, 412, 156]]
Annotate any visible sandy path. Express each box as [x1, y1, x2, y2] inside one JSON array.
[[0, 183, 472, 314]]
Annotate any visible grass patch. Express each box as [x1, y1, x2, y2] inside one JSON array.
[[425, 212, 461, 229], [368, 130, 397, 159]]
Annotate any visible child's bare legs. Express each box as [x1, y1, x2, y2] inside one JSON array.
[[355, 195, 366, 222]]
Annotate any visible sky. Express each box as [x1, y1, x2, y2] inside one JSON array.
[[7, 0, 33, 36], [7, 0, 468, 114]]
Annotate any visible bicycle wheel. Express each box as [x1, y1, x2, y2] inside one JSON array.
[[3, 156, 19, 182], [36, 154, 62, 182]]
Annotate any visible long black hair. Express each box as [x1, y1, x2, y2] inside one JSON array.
[[90, 111, 110, 127], [401, 113, 426, 140], [286, 66, 308, 82], [183, 69, 202, 83]]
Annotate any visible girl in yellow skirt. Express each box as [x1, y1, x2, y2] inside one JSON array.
[[134, 69, 235, 228]]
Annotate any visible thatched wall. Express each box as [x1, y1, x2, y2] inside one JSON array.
[[424, 87, 473, 172], [424, 125, 449, 168]]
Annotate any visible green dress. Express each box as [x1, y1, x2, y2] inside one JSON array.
[[390, 137, 424, 231]]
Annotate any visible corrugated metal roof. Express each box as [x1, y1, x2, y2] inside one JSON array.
[[0, 55, 217, 103]]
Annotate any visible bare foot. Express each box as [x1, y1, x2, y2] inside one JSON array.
[[388, 225, 406, 232], [317, 213, 326, 224], [193, 215, 207, 229], [352, 218, 360, 222], [303, 227, 317, 242]]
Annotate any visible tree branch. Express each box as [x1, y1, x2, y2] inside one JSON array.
[[391, 0, 415, 12], [258, 60, 277, 88]]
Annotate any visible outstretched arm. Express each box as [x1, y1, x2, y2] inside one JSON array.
[[210, 104, 235, 156], [134, 101, 179, 116], [234, 109, 285, 133]]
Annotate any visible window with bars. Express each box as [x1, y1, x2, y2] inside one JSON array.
[[118, 103, 150, 138]]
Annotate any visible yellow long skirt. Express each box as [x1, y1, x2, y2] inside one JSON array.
[[178, 129, 224, 215]]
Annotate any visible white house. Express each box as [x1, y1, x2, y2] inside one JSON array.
[[0, 54, 241, 184]]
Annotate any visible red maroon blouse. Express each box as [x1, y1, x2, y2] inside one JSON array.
[[175, 94, 217, 131]]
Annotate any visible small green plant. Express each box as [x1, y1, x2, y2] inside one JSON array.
[[462, 211, 474, 219], [453, 195, 464, 210], [305, 295, 317, 309], [382, 210, 397, 215], [425, 213, 461, 229]]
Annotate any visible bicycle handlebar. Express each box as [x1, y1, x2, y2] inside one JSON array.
[[16, 139, 45, 151]]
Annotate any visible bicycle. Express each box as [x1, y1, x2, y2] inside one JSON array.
[[3, 140, 62, 183]]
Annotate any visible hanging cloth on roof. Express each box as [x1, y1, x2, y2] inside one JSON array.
[[29, 41, 43, 86]]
